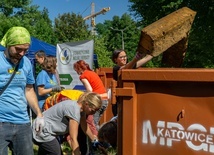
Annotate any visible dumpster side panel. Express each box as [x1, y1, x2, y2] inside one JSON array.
[[136, 82, 214, 155], [117, 83, 138, 155], [117, 69, 214, 155], [95, 67, 114, 124]]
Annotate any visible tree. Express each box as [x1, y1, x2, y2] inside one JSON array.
[[129, 0, 214, 68], [0, 2, 55, 45], [0, 0, 31, 16], [93, 36, 114, 67], [53, 12, 91, 43], [96, 13, 141, 63], [16, 5, 55, 44], [53, 12, 115, 67]]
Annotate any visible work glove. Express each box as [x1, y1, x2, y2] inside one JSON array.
[[35, 116, 45, 134], [52, 85, 62, 92], [91, 139, 104, 151]]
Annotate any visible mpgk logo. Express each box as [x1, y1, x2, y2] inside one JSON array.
[[142, 120, 214, 153]]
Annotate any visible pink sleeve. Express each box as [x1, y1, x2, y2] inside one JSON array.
[[86, 115, 98, 136]]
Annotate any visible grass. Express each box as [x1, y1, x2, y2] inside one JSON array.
[[33, 145, 38, 155], [8, 144, 71, 155], [8, 145, 39, 155], [94, 147, 117, 155], [8, 142, 116, 155]]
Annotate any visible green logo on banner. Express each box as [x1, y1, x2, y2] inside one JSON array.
[[59, 74, 73, 85]]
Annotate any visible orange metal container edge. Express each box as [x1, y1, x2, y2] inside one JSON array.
[[117, 68, 214, 155]]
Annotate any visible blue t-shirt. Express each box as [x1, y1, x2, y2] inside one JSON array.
[[36, 70, 58, 109], [0, 52, 35, 124]]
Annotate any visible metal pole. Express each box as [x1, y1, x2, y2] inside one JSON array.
[[110, 27, 127, 49], [121, 30, 124, 49]]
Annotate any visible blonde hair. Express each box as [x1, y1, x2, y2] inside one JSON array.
[[78, 92, 102, 109]]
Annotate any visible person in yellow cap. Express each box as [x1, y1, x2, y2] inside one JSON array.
[[0, 26, 44, 155]]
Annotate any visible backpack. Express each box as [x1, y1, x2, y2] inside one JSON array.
[[43, 89, 84, 110]]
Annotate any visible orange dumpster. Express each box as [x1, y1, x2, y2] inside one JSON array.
[[115, 68, 214, 155]]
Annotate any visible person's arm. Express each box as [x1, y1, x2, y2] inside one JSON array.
[[121, 53, 153, 69], [80, 114, 97, 141], [68, 119, 81, 155], [121, 57, 139, 69], [136, 54, 153, 68], [37, 85, 52, 96], [121, 52, 144, 69], [36, 71, 61, 96], [81, 78, 93, 92], [55, 69, 61, 85], [37, 85, 62, 96], [86, 115, 98, 136], [25, 84, 43, 117]]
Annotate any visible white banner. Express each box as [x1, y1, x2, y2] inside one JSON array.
[[56, 40, 94, 90]]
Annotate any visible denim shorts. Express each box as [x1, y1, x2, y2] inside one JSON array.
[[93, 99, 109, 129], [0, 122, 33, 155]]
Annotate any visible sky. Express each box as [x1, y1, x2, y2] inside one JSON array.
[[31, 0, 131, 25]]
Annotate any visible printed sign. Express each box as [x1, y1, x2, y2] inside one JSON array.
[[56, 40, 94, 90]]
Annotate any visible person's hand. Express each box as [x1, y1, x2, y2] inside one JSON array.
[[91, 139, 104, 151], [66, 134, 71, 141], [52, 85, 62, 92], [135, 52, 144, 60], [35, 116, 45, 134]]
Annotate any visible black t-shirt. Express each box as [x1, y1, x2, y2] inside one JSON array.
[[113, 64, 137, 81], [113, 65, 120, 81]]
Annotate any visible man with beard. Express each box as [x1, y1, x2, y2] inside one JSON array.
[[0, 26, 44, 155]]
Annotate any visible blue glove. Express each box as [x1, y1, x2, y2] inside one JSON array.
[[91, 139, 104, 151]]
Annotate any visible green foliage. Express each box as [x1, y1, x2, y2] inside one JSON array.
[[61, 142, 72, 154], [0, 0, 31, 16], [0, 0, 213, 68], [96, 13, 143, 66], [23, 6, 55, 44], [92, 147, 117, 155], [35, 64, 42, 78], [54, 12, 91, 43], [94, 36, 114, 67], [0, 3, 55, 45], [9, 144, 39, 155], [0, 14, 21, 37]]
